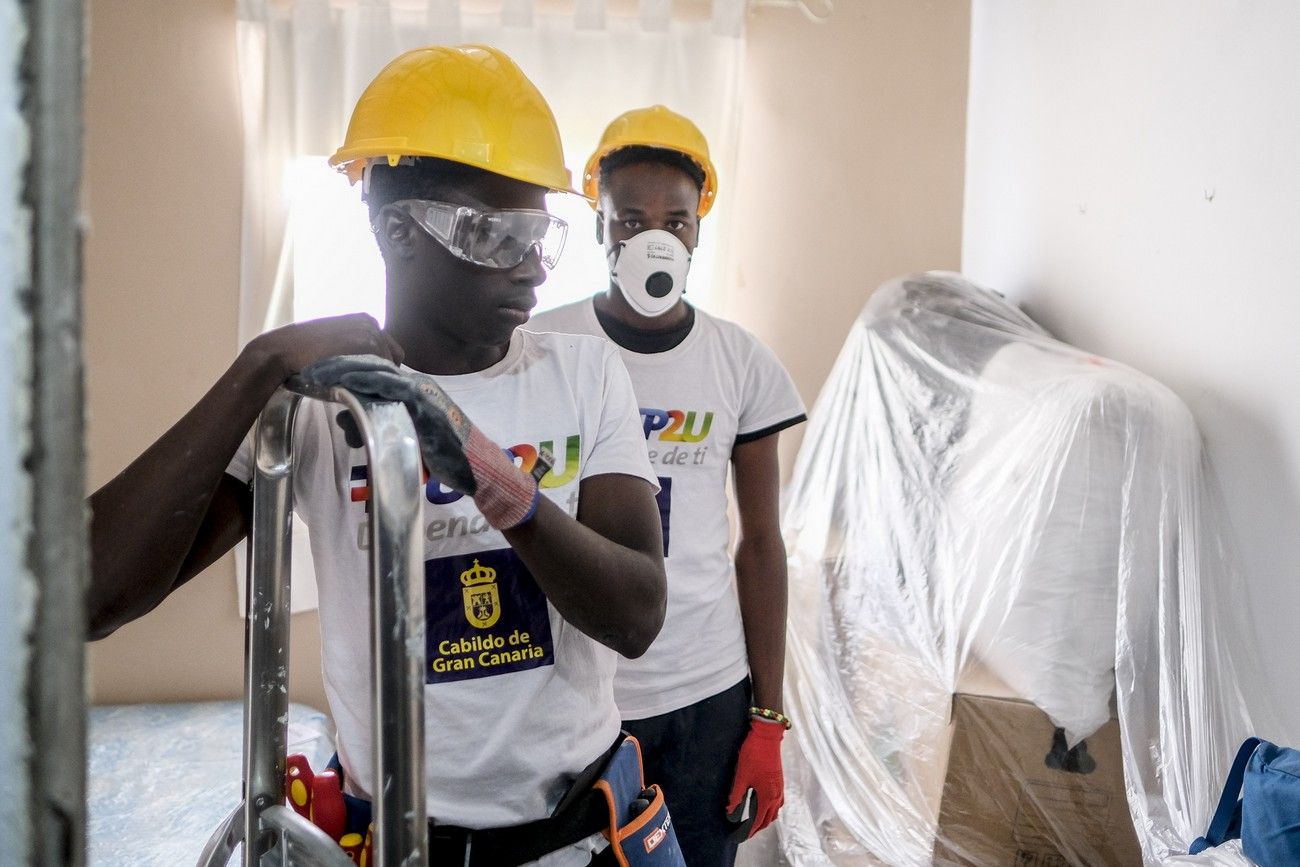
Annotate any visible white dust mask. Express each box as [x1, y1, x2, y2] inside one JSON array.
[[608, 229, 692, 318]]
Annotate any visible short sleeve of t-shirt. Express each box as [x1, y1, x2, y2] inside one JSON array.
[[224, 399, 329, 504], [736, 334, 806, 442], [580, 342, 658, 487], [226, 429, 255, 485]]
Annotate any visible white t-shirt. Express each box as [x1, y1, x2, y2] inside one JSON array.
[[227, 330, 656, 864], [528, 299, 805, 719]]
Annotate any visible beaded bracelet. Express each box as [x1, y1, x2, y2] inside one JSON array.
[[749, 706, 793, 730]]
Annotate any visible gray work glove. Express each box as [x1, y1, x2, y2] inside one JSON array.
[[287, 354, 477, 495]]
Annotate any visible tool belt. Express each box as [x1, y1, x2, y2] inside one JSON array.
[[591, 737, 684, 867], [286, 734, 684, 866]]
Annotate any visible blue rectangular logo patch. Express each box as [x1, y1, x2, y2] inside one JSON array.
[[655, 476, 672, 557], [424, 547, 555, 684]]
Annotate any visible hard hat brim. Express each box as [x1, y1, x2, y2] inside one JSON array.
[[330, 149, 586, 199], [582, 143, 717, 217]]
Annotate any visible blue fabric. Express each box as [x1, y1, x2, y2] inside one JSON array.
[[599, 739, 685, 866], [1191, 737, 1300, 865]]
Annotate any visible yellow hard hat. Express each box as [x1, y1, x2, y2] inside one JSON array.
[[330, 44, 575, 193], [583, 105, 718, 217]]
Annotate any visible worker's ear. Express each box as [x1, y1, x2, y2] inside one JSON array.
[[374, 206, 419, 261], [594, 210, 604, 246]]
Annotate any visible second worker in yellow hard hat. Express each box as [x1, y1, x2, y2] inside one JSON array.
[[530, 105, 807, 864]]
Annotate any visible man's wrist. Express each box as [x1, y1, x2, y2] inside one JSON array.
[[239, 336, 292, 388], [748, 686, 784, 716], [465, 426, 542, 530], [749, 706, 793, 730]]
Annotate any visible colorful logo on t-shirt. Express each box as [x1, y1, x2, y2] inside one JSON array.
[[426, 548, 554, 684], [350, 463, 430, 513], [639, 409, 715, 555], [349, 465, 369, 503], [640, 408, 713, 443], [461, 559, 501, 629], [349, 434, 581, 509], [641, 407, 715, 472]]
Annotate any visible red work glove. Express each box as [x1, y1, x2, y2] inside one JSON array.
[[726, 718, 786, 838], [459, 419, 542, 530]]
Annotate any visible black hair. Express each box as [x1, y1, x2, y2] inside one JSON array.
[[364, 156, 491, 221], [597, 145, 706, 197]]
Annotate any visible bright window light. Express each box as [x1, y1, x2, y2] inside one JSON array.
[[288, 157, 387, 325], [538, 190, 611, 312]]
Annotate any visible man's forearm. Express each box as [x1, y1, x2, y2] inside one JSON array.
[[736, 535, 789, 712], [504, 494, 666, 658], [87, 343, 284, 637], [87, 313, 401, 639]]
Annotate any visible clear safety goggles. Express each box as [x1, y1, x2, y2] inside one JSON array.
[[388, 199, 568, 270]]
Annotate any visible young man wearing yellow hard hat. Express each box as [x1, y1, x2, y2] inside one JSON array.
[[529, 106, 806, 864], [87, 46, 670, 864]]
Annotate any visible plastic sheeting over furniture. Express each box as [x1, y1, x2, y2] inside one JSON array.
[[775, 273, 1273, 865]]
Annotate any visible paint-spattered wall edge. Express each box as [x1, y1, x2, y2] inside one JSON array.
[[24, 0, 89, 860], [0, 0, 36, 858]]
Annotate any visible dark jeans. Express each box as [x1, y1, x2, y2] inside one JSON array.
[[620, 678, 752, 867]]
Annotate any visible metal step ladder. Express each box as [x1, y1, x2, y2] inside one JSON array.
[[199, 384, 429, 866]]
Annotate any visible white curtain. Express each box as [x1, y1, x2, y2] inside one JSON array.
[[235, 0, 747, 346], [233, 0, 747, 612]]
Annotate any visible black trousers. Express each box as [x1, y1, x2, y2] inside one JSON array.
[[619, 679, 752, 867]]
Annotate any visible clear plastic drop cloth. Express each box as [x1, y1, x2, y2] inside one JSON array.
[[775, 272, 1281, 866]]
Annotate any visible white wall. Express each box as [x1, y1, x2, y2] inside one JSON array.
[[963, 0, 1300, 725], [723, 0, 970, 475]]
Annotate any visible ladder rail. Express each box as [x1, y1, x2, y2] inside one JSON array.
[[334, 390, 428, 866], [201, 384, 428, 866], [260, 806, 359, 867], [197, 804, 243, 867], [243, 389, 300, 865]]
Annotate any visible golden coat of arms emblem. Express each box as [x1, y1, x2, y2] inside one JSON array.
[[460, 559, 501, 629]]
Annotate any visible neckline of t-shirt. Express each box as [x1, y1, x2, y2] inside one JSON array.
[[583, 296, 707, 366], [401, 331, 525, 393]]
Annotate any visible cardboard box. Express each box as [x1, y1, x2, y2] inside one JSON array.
[[932, 693, 1143, 866]]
